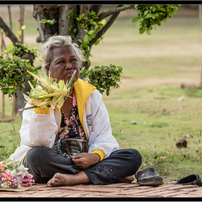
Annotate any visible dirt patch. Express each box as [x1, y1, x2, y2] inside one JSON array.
[[120, 77, 201, 88]]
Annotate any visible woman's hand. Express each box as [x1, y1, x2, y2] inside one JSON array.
[[72, 153, 100, 169]]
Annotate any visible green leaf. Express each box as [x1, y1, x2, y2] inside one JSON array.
[[144, 10, 148, 16], [163, 18, 167, 23], [17, 30, 22, 36], [146, 29, 151, 35], [146, 14, 153, 18], [48, 19, 57, 25], [139, 27, 146, 34], [86, 46, 90, 51], [88, 34, 96, 40], [156, 21, 161, 26], [80, 13, 85, 18], [40, 19, 57, 25], [83, 35, 89, 43], [132, 17, 139, 23], [21, 25, 26, 30], [133, 20, 139, 27], [40, 19, 48, 23], [88, 30, 94, 35], [94, 39, 100, 45], [106, 90, 109, 96]]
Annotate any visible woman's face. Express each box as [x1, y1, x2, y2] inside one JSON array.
[[46, 45, 80, 84]]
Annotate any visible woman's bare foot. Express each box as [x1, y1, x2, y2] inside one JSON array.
[[47, 171, 91, 187], [117, 176, 134, 183]]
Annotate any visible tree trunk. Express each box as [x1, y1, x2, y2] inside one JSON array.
[[15, 82, 30, 118], [0, 16, 36, 118], [7, 5, 12, 31], [33, 4, 91, 70], [58, 5, 74, 36], [33, 5, 60, 42], [19, 5, 25, 43], [2, 4, 132, 118]]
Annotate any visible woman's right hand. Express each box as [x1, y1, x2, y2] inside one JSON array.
[[72, 153, 100, 169]]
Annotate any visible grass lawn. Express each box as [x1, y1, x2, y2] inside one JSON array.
[[0, 6, 202, 184]]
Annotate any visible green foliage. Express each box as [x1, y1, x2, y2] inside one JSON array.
[[17, 25, 26, 37], [40, 19, 57, 25], [4, 43, 38, 57], [0, 56, 35, 97], [81, 64, 122, 96], [0, 120, 21, 160], [0, 43, 38, 97], [66, 4, 181, 64], [66, 5, 180, 95], [130, 5, 181, 35], [68, 10, 106, 63], [0, 5, 181, 98]]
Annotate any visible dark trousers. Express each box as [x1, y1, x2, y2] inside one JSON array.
[[23, 146, 142, 185]]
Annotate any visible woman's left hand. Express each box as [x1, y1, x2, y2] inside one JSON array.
[[72, 153, 100, 169]]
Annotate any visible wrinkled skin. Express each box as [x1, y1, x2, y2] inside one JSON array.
[[72, 153, 100, 169], [45, 45, 80, 85]]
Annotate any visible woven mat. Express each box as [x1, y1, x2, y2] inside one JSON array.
[[0, 183, 38, 192]]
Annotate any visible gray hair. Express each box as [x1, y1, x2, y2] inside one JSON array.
[[41, 35, 86, 73]]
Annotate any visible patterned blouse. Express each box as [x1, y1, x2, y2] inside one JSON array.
[[55, 92, 87, 142]]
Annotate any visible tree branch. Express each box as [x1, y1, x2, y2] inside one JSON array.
[[7, 5, 12, 31], [19, 5, 25, 43], [35, 64, 42, 70], [97, 5, 131, 22], [0, 16, 20, 45], [89, 10, 121, 47]]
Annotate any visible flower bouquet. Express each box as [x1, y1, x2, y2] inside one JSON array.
[[0, 158, 34, 188], [19, 70, 76, 112]]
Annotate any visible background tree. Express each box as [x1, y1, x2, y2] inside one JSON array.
[[0, 4, 181, 117]]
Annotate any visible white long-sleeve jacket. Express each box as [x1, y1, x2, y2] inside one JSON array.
[[9, 79, 119, 163]]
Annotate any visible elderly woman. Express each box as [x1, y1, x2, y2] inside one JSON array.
[[10, 35, 142, 186]]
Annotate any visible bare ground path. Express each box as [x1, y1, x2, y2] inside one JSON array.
[[0, 182, 202, 198]]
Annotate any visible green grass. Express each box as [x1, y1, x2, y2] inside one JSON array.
[[0, 95, 14, 118], [1, 7, 202, 184], [103, 85, 202, 183], [0, 119, 21, 160]]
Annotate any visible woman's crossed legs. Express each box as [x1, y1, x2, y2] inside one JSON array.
[[23, 146, 142, 186]]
